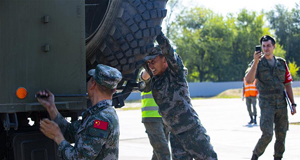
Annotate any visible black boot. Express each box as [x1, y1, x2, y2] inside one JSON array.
[[251, 154, 258, 160], [253, 116, 257, 125], [274, 157, 282, 160], [248, 116, 254, 124]]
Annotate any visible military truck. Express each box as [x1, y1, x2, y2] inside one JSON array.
[[0, 0, 167, 159]]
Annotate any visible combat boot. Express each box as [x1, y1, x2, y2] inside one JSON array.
[[248, 116, 254, 124], [253, 116, 257, 125], [274, 158, 282, 160], [251, 154, 258, 160]]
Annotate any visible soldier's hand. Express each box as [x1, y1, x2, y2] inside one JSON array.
[[291, 106, 296, 115], [156, 32, 166, 45], [36, 89, 55, 110], [40, 118, 64, 145], [253, 51, 262, 63], [141, 69, 150, 81]]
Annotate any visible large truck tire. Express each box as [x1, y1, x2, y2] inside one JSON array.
[[85, 0, 167, 74]]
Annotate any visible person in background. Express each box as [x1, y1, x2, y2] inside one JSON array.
[[245, 35, 297, 160], [36, 64, 122, 160], [140, 74, 171, 160], [242, 77, 258, 125]]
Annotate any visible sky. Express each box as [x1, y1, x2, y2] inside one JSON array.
[[181, 0, 299, 16]]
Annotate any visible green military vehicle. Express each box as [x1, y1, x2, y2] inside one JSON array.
[[0, 0, 167, 159]]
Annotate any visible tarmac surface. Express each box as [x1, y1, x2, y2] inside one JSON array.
[[117, 97, 300, 160]]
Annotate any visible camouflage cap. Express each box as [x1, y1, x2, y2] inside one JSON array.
[[88, 64, 122, 89], [145, 45, 163, 61]]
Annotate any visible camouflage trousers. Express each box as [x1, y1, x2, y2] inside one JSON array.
[[253, 107, 288, 158], [144, 122, 171, 160], [246, 96, 257, 117], [170, 125, 218, 160]]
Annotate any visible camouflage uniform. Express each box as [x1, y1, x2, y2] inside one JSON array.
[[54, 100, 119, 160], [143, 121, 170, 160], [141, 79, 171, 160], [54, 64, 122, 160], [250, 56, 291, 158], [246, 97, 257, 117], [145, 33, 217, 160]]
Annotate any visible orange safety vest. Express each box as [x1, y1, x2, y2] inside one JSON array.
[[243, 77, 258, 97]]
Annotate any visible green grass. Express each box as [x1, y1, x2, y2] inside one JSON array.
[[191, 88, 243, 99], [121, 87, 300, 110], [290, 122, 300, 125], [120, 100, 141, 110], [191, 97, 210, 100], [214, 88, 243, 99], [203, 87, 300, 99], [119, 106, 141, 111], [124, 100, 140, 103]]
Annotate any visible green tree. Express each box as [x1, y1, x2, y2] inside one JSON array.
[[267, 3, 300, 75], [170, 7, 234, 82], [274, 44, 286, 58], [231, 9, 267, 80], [168, 8, 269, 82], [164, 0, 180, 38], [288, 61, 300, 81]]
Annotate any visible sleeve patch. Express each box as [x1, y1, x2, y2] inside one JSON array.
[[88, 127, 108, 138], [93, 119, 108, 130], [284, 62, 293, 84]]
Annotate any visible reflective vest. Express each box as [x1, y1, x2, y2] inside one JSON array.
[[244, 77, 258, 97], [141, 91, 161, 120]]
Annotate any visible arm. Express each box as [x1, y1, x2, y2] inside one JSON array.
[[36, 90, 59, 120], [53, 113, 80, 143], [284, 62, 296, 115], [40, 119, 65, 145], [156, 32, 181, 72], [57, 118, 110, 160], [37, 90, 79, 144], [285, 84, 296, 115], [245, 51, 262, 83]]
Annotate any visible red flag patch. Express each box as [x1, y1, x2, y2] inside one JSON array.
[[284, 62, 293, 84], [93, 119, 108, 130]]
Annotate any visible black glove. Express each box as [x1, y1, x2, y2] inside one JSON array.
[[156, 32, 166, 45]]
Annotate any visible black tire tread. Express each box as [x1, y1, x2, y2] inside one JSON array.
[[86, 0, 167, 74]]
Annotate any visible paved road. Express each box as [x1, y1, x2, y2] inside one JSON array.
[[117, 97, 300, 160]]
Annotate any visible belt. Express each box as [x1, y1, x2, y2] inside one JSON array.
[[259, 89, 283, 95]]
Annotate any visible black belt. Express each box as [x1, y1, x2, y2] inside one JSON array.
[[259, 89, 283, 95]]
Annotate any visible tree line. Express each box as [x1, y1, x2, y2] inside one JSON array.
[[165, 2, 300, 82]]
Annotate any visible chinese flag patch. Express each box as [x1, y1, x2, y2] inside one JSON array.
[[93, 119, 108, 130]]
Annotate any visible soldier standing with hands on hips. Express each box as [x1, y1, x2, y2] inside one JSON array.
[[36, 64, 122, 160], [245, 35, 297, 160]]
